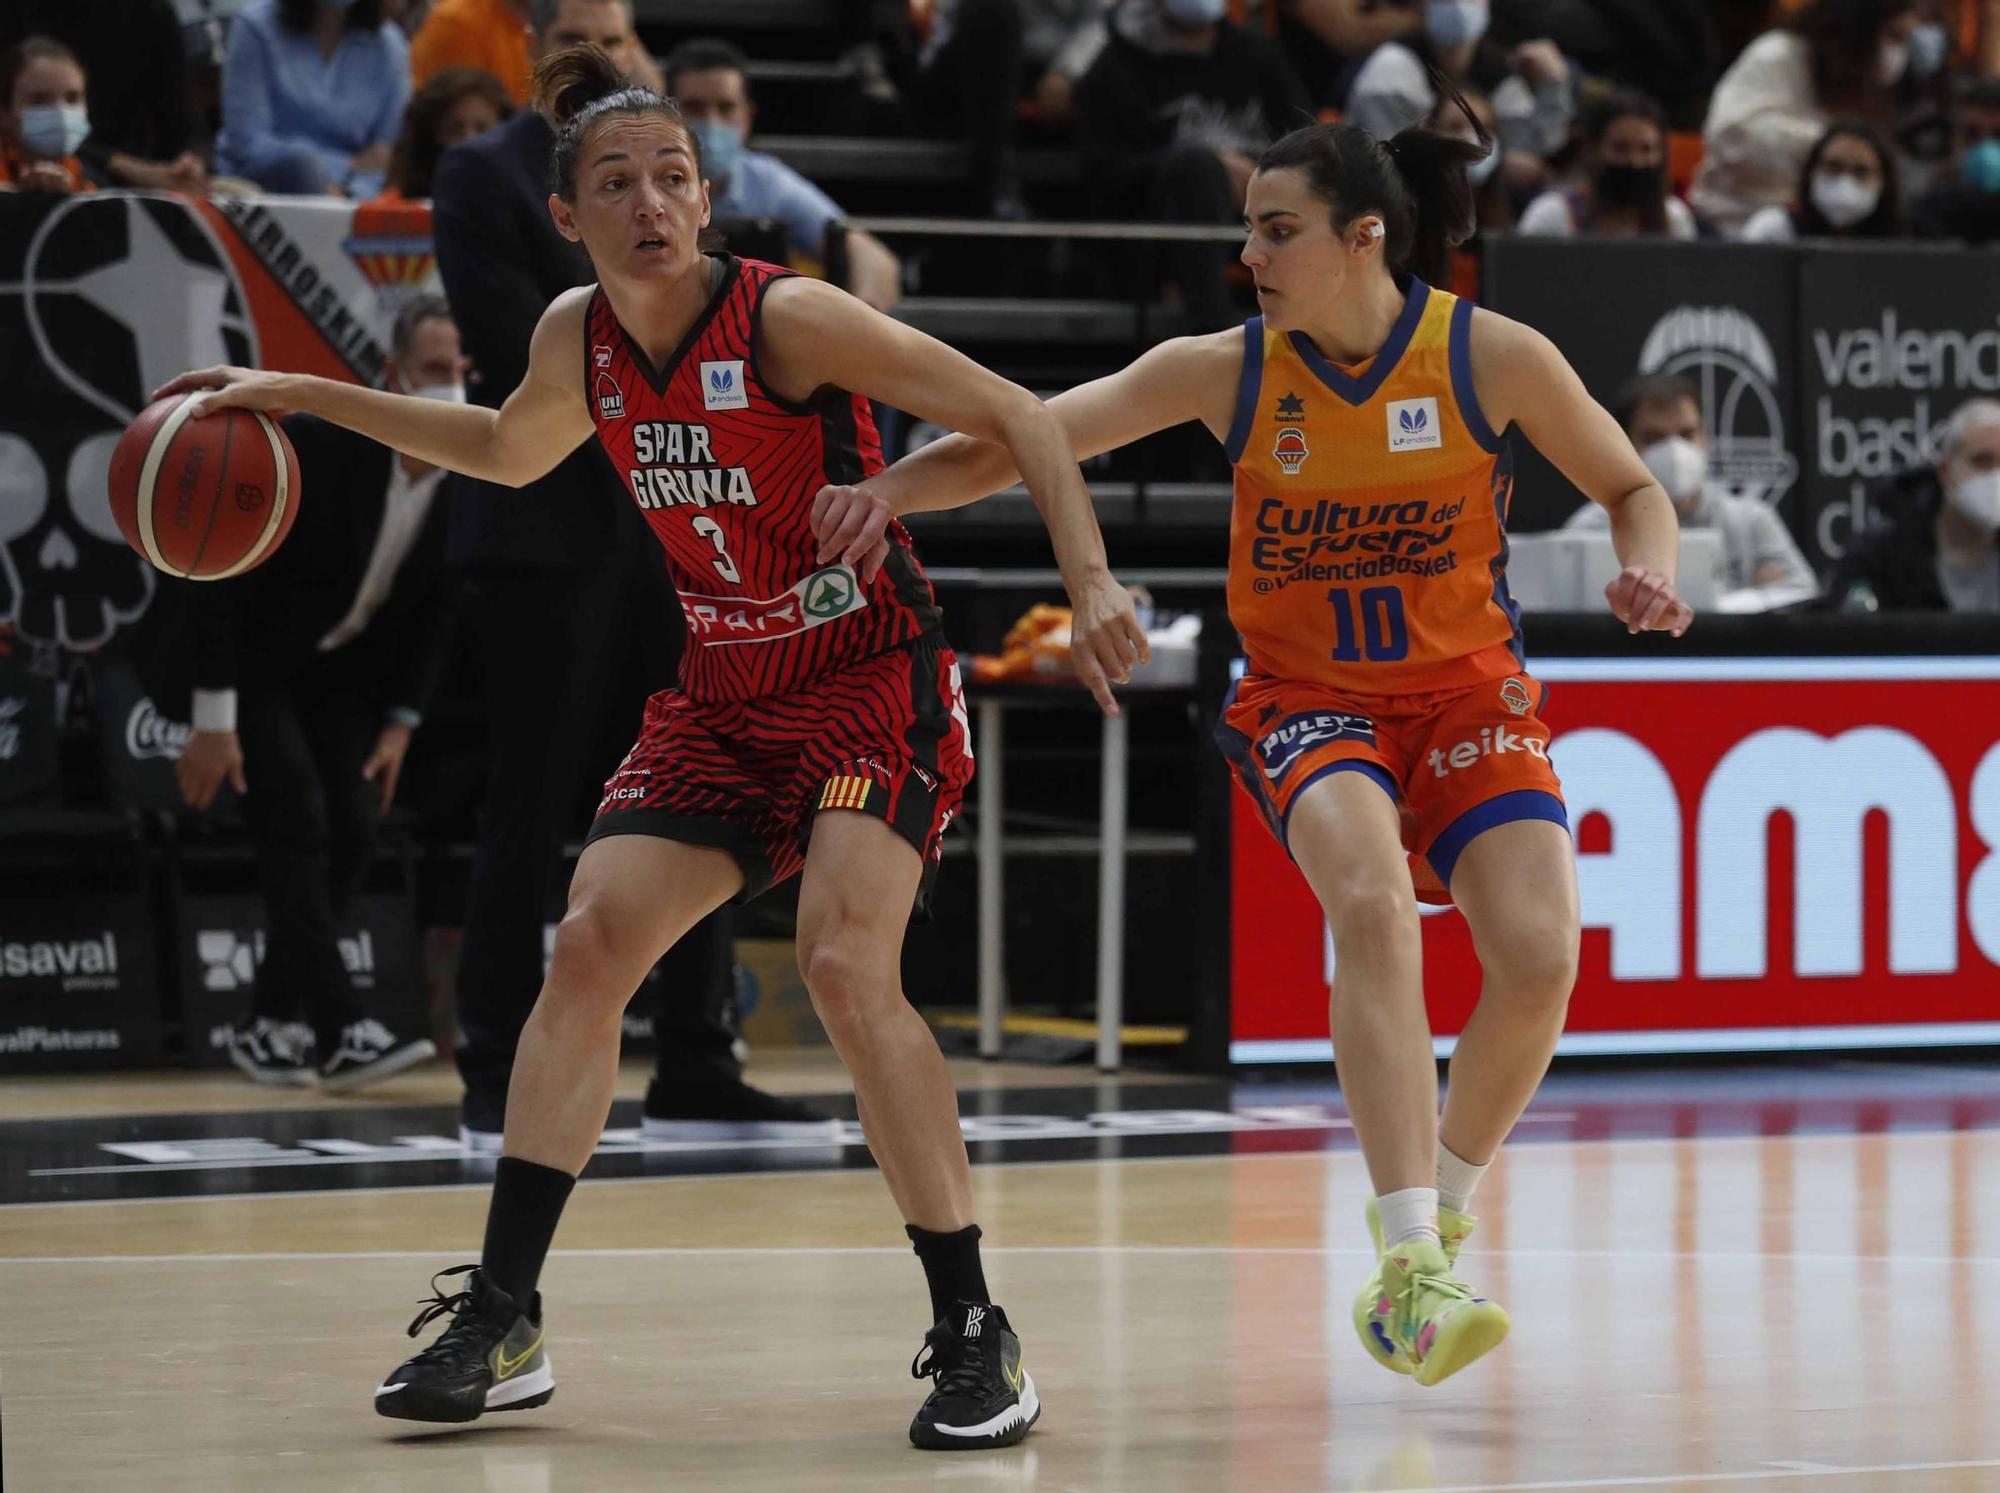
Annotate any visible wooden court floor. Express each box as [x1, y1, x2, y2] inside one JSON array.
[[4, 1069, 2000, 1491]]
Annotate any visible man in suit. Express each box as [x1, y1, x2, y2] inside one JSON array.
[[175, 296, 460, 1092], [433, 0, 832, 1149]]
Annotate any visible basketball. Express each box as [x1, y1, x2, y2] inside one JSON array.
[[107, 395, 301, 581]]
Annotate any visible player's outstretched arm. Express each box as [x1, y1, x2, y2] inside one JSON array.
[[1470, 309, 1693, 637], [762, 277, 1158, 712], [152, 290, 596, 489]]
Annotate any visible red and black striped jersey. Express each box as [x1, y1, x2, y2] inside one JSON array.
[[585, 255, 942, 702]]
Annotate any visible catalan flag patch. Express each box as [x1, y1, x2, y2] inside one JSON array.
[[818, 775, 876, 813]]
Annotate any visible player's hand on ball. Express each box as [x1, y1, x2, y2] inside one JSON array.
[[177, 729, 246, 811], [1069, 570, 1152, 716], [811, 483, 893, 583], [1605, 566, 1693, 637], [151, 366, 297, 419]]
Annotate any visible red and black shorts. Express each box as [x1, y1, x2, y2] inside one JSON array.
[[586, 636, 974, 905]]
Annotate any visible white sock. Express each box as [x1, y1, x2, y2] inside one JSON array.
[[1436, 1143, 1489, 1216], [1376, 1186, 1440, 1249]]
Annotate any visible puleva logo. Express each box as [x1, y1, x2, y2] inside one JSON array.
[[1387, 397, 1441, 452], [701, 359, 748, 411]]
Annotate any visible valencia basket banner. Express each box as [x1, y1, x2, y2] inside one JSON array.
[[0, 191, 437, 652]]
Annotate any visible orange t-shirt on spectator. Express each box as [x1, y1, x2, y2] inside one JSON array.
[[409, 0, 533, 105], [0, 141, 89, 192]]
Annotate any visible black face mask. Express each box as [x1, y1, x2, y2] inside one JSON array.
[[1595, 162, 1663, 208]]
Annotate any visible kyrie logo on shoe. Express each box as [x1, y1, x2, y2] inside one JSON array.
[[964, 1305, 985, 1338]]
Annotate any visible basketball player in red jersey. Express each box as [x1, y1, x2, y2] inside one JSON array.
[[817, 87, 1693, 1387], [158, 46, 1147, 1448]]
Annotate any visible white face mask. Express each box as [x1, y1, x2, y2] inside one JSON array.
[[1948, 469, 2000, 530], [1640, 435, 1707, 504], [400, 372, 467, 403], [1877, 38, 1908, 86], [1809, 172, 1880, 228]]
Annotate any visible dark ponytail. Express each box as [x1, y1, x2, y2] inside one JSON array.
[[532, 44, 698, 200], [1258, 67, 1491, 288]]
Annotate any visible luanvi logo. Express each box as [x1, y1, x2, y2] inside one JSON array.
[[0, 933, 120, 990]]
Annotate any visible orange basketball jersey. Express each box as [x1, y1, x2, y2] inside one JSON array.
[[1224, 279, 1521, 695]]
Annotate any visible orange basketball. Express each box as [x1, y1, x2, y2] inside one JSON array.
[[108, 396, 301, 581]]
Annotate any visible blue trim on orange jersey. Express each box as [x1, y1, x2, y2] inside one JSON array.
[[1426, 789, 1568, 887], [1223, 318, 1265, 464], [1448, 296, 1503, 453], [1486, 445, 1526, 667], [1281, 759, 1398, 853], [1287, 277, 1429, 408]]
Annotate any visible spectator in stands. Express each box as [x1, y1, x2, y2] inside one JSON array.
[[175, 295, 462, 1090], [1835, 398, 2000, 610], [1344, 4, 1572, 197], [0, 2, 208, 193], [1277, 0, 1422, 112], [908, 0, 1112, 217], [412, 0, 661, 108], [1566, 372, 1816, 604], [1912, 77, 2000, 244], [1076, 0, 1311, 331], [216, 0, 411, 197], [1741, 120, 1906, 240], [1486, 0, 1719, 129], [375, 65, 512, 201], [1519, 90, 1699, 239], [663, 39, 903, 313], [0, 38, 91, 193], [1691, 0, 1920, 233]]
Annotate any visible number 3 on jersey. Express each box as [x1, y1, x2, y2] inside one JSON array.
[[1329, 585, 1408, 662], [691, 516, 741, 583]]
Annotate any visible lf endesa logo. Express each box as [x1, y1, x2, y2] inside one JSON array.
[[1558, 723, 2000, 982]]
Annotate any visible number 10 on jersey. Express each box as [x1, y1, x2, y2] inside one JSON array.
[[1328, 585, 1408, 662]]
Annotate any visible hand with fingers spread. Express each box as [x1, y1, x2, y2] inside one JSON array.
[[811, 481, 894, 584], [177, 729, 246, 810], [151, 366, 299, 420], [1605, 566, 1693, 637], [1067, 569, 1152, 716]]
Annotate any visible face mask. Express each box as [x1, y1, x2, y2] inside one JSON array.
[[1809, 171, 1880, 228], [689, 118, 743, 185], [1641, 436, 1707, 504], [1964, 139, 2000, 194], [1466, 147, 1500, 187], [1877, 39, 1908, 87], [1949, 469, 2000, 530], [1161, 0, 1228, 24], [1425, 0, 1488, 50], [19, 103, 89, 159], [400, 373, 466, 404], [1907, 24, 1948, 77], [1594, 162, 1662, 208]]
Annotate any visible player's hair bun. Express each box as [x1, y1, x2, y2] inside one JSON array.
[[533, 44, 626, 128]]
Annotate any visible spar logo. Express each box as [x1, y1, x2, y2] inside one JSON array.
[[682, 565, 868, 645], [1639, 307, 1798, 506], [1560, 724, 2000, 981]]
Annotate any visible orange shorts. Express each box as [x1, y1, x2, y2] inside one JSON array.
[[1215, 670, 1568, 893]]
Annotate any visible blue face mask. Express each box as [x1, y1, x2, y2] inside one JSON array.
[[1160, 0, 1228, 24], [1426, 0, 1489, 49], [1907, 23, 1949, 78], [689, 118, 743, 186], [1964, 138, 2000, 194], [20, 102, 89, 159]]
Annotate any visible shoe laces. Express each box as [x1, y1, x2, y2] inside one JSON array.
[[403, 1265, 506, 1372], [910, 1320, 989, 1399], [346, 1018, 395, 1051], [1390, 1257, 1476, 1341]]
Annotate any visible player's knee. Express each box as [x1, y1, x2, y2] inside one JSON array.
[[798, 932, 890, 1034], [1320, 882, 1418, 958], [1486, 920, 1579, 1015], [545, 897, 639, 1017]]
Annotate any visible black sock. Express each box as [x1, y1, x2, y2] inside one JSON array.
[[480, 1157, 576, 1310], [907, 1223, 990, 1325]]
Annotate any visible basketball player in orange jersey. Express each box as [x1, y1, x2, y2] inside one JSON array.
[[156, 45, 1149, 1448], [816, 88, 1694, 1387]]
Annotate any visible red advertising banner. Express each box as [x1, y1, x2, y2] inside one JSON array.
[[1229, 658, 2000, 1062]]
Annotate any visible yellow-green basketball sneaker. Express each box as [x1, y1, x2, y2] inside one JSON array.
[[1352, 1199, 1480, 1375], [1378, 1238, 1509, 1387]]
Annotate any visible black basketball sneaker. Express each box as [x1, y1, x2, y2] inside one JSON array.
[[909, 1301, 1040, 1450], [374, 1265, 553, 1423]]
